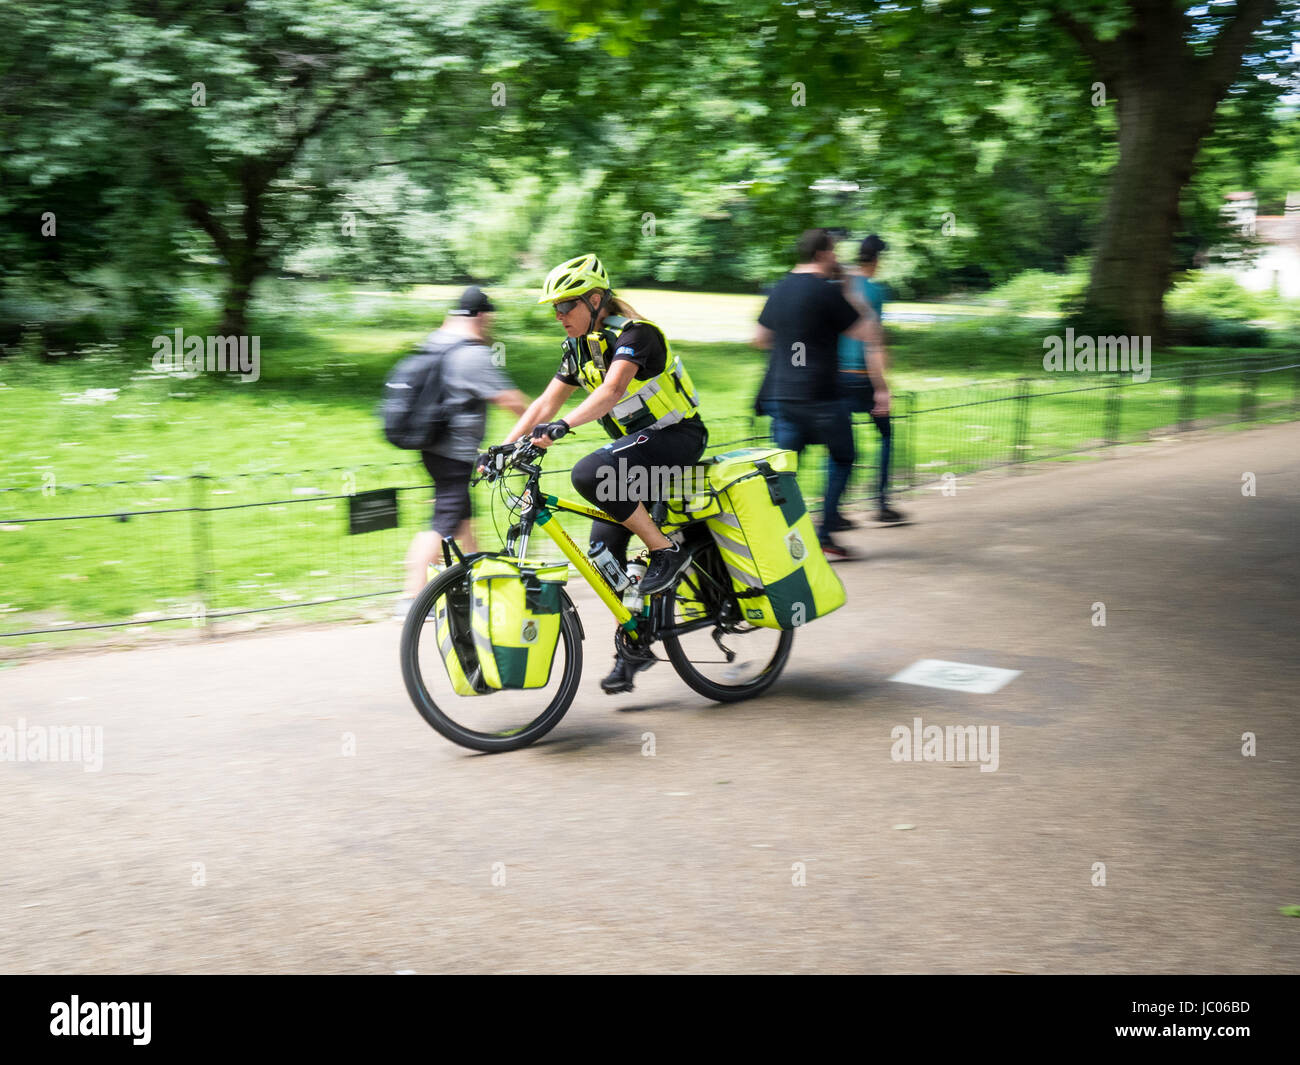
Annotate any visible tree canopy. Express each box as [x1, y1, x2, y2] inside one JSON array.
[[2, 0, 1297, 338]]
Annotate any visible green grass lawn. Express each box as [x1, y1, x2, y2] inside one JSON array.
[[1, 280, 1294, 649]]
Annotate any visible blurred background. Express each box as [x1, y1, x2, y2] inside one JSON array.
[[1, 0, 1298, 650]]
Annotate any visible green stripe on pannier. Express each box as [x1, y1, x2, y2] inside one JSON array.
[[762, 566, 818, 628], [774, 472, 807, 528]]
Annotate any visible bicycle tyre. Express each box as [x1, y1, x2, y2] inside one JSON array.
[[400, 562, 584, 752], [660, 548, 794, 703]]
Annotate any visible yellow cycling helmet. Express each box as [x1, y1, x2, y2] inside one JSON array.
[[538, 254, 610, 304]]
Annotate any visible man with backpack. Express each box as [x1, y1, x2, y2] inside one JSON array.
[[388, 287, 529, 613]]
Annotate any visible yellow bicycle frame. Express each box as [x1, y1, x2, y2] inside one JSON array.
[[531, 492, 641, 631]]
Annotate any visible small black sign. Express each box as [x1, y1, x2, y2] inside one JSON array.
[[348, 488, 399, 535]]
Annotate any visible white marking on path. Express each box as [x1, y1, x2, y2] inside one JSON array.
[[889, 659, 1021, 694]]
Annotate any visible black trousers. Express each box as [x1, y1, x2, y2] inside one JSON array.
[[572, 419, 709, 565]]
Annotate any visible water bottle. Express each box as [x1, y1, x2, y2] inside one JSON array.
[[623, 557, 647, 610], [588, 542, 629, 592]]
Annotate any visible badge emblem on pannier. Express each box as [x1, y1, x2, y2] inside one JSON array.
[[785, 529, 806, 561], [521, 619, 538, 643]]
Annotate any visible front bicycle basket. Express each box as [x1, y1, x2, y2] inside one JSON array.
[[469, 557, 568, 690]]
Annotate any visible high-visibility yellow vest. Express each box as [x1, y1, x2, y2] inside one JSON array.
[[562, 315, 702, 439]]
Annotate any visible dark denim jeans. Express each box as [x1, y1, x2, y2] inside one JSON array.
[[769, 400, 855, 541], [838, 371, 892, 507]]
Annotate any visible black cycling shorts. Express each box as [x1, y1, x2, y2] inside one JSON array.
[[571, 418, 709, 525]]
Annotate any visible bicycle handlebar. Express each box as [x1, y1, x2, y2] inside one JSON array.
[[471, 437, 550, 485]]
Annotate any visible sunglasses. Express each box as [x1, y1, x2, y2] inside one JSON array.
[[553, 297, 583, 315]]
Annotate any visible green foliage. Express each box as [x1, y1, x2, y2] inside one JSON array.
[[1164, 314, 1271, 348], [1166, 271, 1270, 322], [3, 0, 1299, 346], [889, 315, 1057, 376], [985, 262, 1091, 315]]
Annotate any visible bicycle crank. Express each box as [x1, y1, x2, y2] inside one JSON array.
[[615, 626, 659, 664]]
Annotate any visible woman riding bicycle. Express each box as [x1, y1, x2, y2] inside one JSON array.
[[496, 254, 709, 694]]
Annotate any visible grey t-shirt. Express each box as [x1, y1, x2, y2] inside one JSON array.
[[422, 328, 513, 463]]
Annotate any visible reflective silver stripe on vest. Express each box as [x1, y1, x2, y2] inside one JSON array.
[[647, 408, 687, 431], [610, 380, 661, 423], [710, 510, 743, 530], [672, 357, 699, 406]]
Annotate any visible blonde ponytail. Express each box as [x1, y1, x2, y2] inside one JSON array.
[[609, 294, 646, 320]]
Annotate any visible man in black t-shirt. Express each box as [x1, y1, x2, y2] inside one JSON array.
[[753, 228, 889, 558]]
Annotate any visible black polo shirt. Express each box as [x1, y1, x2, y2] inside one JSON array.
[[757, 272, 860, 403]]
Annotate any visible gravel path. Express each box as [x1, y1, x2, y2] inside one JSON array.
[[2, 423, 1297, 973]]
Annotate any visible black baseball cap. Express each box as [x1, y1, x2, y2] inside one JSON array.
[[449, 285, 496, 316]]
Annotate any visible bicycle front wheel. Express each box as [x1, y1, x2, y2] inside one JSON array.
[[660, 547, 793, 703], [400, 563, 584, 752]]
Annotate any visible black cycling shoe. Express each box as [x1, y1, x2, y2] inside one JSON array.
[[638, 542, 691, 595], [876, 505, 906, 523], [825, 514, 857, 532], [600, 654, 656, 694]]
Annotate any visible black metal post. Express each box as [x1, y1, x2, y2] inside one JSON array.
[[902, 391, 916, 490], [1104, 383, 1122, 446], [1178, 369, 1198, 432], [1240, 363, 1258, 423], [1011, 377, 1031, 470], [190, 474, 213, 637]]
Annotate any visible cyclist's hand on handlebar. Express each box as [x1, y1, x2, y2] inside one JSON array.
[[472, 439, 544, 483], [472, 446, 511, 484], [529, 419, 570, 448]]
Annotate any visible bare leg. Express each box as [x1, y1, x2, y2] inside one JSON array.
[[453, 518, 477, 554], [403, 531, 441, 597], [622, 503, 670, 551], [403, 519, 478, 596]]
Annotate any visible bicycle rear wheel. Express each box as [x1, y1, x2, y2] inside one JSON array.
[[400, 563, 583, 752], [660, 545, 793, 703]]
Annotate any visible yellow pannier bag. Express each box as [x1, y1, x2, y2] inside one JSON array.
[[433, 572, 491, 697], [469, 558, 568, 689], [704, 448, 846, 629]]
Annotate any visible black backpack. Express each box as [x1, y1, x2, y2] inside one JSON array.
[[381, 336, 466, 451]]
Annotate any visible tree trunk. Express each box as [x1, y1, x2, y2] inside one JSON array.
[[218, 264, 255, 339], [1079, 70, 1209, 340], [216, 168, 268, 339], [1063, 0, 1277, 341]]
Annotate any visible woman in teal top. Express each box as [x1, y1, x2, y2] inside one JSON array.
[[838, 235, 904, 523]]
